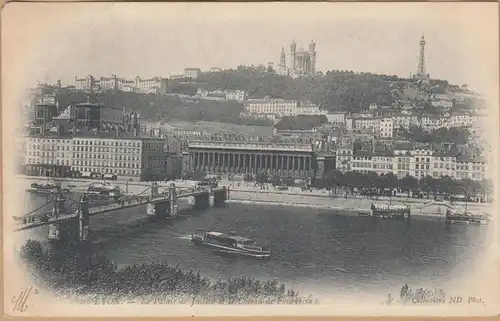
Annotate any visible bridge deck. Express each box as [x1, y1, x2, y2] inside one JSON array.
[[14, 188, 225, 231]]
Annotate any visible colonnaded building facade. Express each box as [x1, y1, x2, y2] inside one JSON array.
[[187, 141, 317, 179]]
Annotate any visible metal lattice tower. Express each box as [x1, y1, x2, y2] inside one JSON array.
[[417, 35, 426, 77]]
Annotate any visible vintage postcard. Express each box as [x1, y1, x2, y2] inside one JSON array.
[[2, 1, 499, 317]]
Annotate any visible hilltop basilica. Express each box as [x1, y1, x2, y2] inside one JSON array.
[[277, 39, 317, 78]]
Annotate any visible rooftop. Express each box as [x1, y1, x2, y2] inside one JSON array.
[[25, 131, 163, 141]]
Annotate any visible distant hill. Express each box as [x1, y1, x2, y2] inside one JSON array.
[[55, 90, 247, 124], [197, 68, 396, 112]]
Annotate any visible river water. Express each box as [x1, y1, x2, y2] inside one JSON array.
[[20, 193, 489, 300]]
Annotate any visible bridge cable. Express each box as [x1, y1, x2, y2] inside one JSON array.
[[24, 200, 53, 216], [134, 185, 152, 197]]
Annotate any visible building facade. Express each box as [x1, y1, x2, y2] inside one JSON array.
[[187, 141, 316, 179], [74, 75, 167, 95], [184, 68, 201, 79], [244, 98, 324, 117], [278, 39, 317, 78], [21, 134, 165, 180]]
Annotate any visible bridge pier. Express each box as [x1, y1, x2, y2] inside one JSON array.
[[78, 194, 90, 243], [193, 192, 210, 210], [169, 183, 178, 217], [48, 193, 67, 241], [212, 188, 228, 207]]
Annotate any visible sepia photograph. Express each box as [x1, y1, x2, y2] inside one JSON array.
[[2, 1, 499, 317]]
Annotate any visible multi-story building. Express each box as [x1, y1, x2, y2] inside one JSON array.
[[72, 134, 165, 180], [431, 154, 457, 179], [326, 113, 346, 125], [420, 116, 444, 132], [447, 113, 482, 128], [23, 135, 74, 177], [21, 133, 165, 181], [74, 75, 167, 95], [455, 156, 487, 181], [431, 99, 453, 109], [392, 114, 418, 131], [244, 99, 298, 117], [75, 75, 95, 91], [184, 68, 201, 79], [134, 77, 167, 95], [412, 149, 433, 179], [379, 117, 394, 138], [335, 143, 353, 172], [393, 149, 414, 178], [371, 154, 394, 175], [225, 90, 247, 102], [296, 102, 326, 116], [351, 151, 373, 175]]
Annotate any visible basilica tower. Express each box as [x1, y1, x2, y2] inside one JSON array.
[[309, 40, 316, 75], [290, 39, 297, 70], [279, 47, 287, 76]]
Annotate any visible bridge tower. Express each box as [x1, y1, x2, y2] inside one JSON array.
[[169, 183, 178, 217], [151, 182, 159, 199], [77, 194, 90, 243], [193, 190, 210, 210], [48, 192, 67, 241]]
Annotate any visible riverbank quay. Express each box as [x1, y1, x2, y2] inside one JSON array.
[[15, 175, 492, 218], [15, 175, 190, 195], [224, 187, 491, 218]]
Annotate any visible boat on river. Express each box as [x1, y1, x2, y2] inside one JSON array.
[[87, 182, 122, 200], [445, 208, 489, 225], [191, 230, 271, 259], [26, 182, 70, 195]]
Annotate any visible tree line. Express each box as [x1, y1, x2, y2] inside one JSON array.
[[313, 170, 491, 199], [20, 239, 315, 304], [246, 169, 490, 199], [197, 69, 395, 112]]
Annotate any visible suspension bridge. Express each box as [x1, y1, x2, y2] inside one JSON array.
[[13, 182, 229, 242]]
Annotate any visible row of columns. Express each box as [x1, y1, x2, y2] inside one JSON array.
[[189, 151, 313, 177]]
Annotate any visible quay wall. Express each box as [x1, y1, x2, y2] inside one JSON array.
[[16, 175, 492, 217], [227, 189, 492, 218]]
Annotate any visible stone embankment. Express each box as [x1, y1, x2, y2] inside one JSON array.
[[16, 176, 491, 217]]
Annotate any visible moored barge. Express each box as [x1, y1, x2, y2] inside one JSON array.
[[445, 208, 489, 225], [26, 182, 70, 195], [370, 202, 411, 220]]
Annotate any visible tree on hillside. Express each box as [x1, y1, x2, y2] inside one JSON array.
[[197, 69, 395, 112], [56, 90, 246, 124]]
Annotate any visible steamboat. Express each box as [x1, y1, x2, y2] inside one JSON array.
[[445, 208, 489, 225], [369, 202, 411, 220], [191, 230, 271, 259], [87, 182, 122, 200]]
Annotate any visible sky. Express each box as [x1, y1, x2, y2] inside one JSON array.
[[2, 2, 498, 95]]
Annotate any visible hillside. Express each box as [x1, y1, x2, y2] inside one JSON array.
[[274, 115, 328, 130], [55, 90, 247, 124], [196, 68, 396, 112]]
